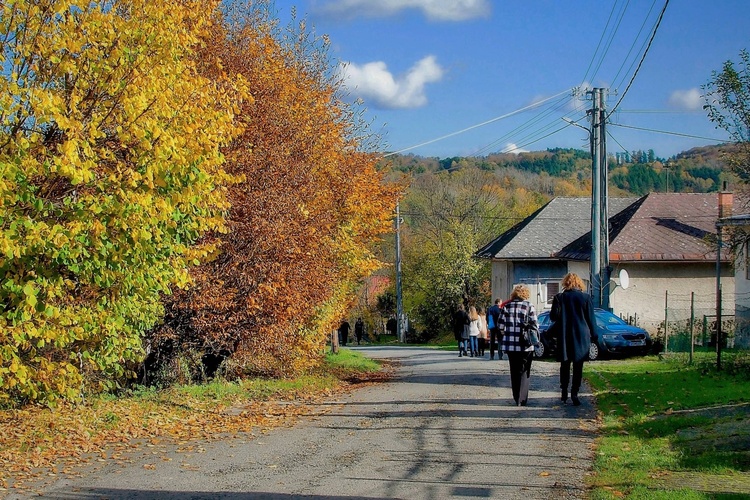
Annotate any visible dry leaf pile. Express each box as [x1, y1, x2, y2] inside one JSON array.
[[0, 368, 391, 494]]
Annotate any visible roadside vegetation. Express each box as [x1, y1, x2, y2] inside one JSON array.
[[585, 353, 750, 499], [0, 350, 385, 493]]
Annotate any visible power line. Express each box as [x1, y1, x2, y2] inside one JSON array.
[[608, 0, 670, 117], [383, 88, 574, 157], [589, 0, 631, 85], [470, 92, 584, 156], [609, 121, 727, 142], [580, 0, 622, 86], [610, 0, 659, 90]]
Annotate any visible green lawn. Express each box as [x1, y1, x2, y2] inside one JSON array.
[[585, 353, 750, 499]]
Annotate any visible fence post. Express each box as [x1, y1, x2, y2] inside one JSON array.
[[689, 292, 695, 364], [664, 290, 669, 353], [717, 284, 722, 371]]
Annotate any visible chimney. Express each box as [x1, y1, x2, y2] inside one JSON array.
[[718, 181, 733, 219]]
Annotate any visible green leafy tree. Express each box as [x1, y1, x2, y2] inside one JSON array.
[[0, 0, 246, 405], [703, 49, 750, 183], [398, 167, 542, 338]]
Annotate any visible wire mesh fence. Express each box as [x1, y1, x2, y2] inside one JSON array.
[[650, 289, 750, 357]]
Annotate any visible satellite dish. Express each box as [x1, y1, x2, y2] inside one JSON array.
[[619, 269, 630, 290]]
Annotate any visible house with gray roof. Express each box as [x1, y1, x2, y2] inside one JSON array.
[[476, 193, 734, 333]]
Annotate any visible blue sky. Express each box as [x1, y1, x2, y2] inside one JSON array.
[[276, 1, 748, 160]]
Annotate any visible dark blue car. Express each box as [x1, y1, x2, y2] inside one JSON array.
[[536, 308, 651, 360]]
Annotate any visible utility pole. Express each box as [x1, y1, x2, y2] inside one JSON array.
[[395, 202, 404, 342], [588, 88, 609, 309]]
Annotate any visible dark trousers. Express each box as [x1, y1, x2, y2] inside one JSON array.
[[489, 328, 501, 358], [507, 351, 534, 405], [560, 360, 584, 395]]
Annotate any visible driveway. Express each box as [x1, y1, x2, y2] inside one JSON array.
[[12, 346, 598, 499]]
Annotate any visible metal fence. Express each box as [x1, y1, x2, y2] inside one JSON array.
[[655, 290, 750, 359]]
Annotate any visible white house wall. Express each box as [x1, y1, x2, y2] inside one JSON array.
[[610, 262, 734, 332], [734, 244, 750, 348]]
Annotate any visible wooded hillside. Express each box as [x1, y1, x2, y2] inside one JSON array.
[[384, 145, 734, 196]]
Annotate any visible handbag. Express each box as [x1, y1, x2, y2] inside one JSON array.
[[520, 320, 539, 349]]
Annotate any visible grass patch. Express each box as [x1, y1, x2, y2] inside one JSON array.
[[586, 355, 750, 499], [326, 348, 381, 372]]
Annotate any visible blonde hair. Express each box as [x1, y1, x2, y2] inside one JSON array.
[[469, 306, 479, 321], [510, 285, 530, 301], [561, 272, 585, 291]]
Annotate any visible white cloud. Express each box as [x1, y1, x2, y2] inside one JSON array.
[[668, 88, 703, 111], [502, 143, 529, 154], [315, 0, 491, 21], [339, 55, 444, 109]]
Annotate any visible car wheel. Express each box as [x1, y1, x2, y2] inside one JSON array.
[[589, 342, 600, 361], [534, 341, 545, 358]]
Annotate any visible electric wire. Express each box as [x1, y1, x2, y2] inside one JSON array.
[[608, 0, 670, 117], [589, 0, 631, 85], [606, 129, 630, 155], [610, 121, 727, 142], [383, 88, 574, 157], [580, 0, 622, 86], [610, 0, 659, 90], [469, 92, 582, 156]]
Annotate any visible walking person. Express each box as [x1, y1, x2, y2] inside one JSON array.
[[468, 306, 480, 357], [487, 298, 502, 360], [550, 272, 597, 406], [452, 304, 470, 357], [355, 317, 365, 345], [477, 306, 488, 357], [498, 285, 539, 406], [339, 319, 351, 347]]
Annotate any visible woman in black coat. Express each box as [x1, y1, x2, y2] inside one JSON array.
[[550, 272, 596, 406], [452, 304, 470, 357]]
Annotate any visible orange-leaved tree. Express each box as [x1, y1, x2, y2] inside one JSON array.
[[148, 4, 400, 379], [0, 0, 247, 404]]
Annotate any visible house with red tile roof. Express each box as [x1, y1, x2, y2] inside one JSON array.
[[476, 193, 734, 333]]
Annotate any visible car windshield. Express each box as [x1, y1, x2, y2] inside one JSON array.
[[595, 310, 628, 327], [538, 313, 550, 327]]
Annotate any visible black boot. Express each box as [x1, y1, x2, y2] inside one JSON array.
[[571, 393, 581, 406], [561, 388, 568, 403]]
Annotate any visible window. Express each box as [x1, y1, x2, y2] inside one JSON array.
[[546, 282, 560, 303]]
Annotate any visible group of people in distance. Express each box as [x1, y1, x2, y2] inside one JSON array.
[[338, 317, 366, 346], [454, 272, 596, 407]]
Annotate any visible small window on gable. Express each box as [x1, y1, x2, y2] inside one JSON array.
[[546, 282, 560, 303]]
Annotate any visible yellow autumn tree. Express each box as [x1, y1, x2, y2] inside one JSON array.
[[0, 0, 247, 404], [147, 4, 399, 379]]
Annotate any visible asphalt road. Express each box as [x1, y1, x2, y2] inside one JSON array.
[[13, 346, 598, 500]]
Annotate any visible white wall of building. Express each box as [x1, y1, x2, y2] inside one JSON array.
[[733, 244, 750, 347], [610, 262, 733, 332]]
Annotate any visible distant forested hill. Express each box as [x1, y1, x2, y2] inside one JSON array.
[[380, 144, 734, 196]]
